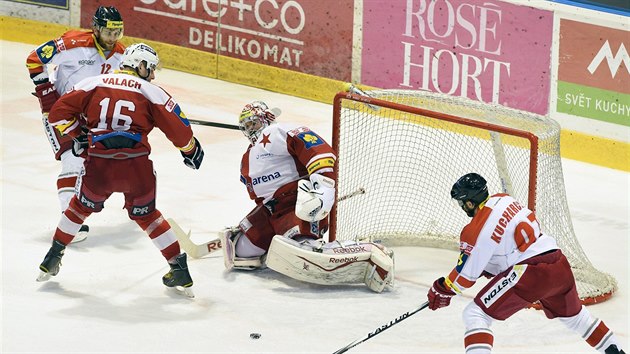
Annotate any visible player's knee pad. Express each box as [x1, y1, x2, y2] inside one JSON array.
[[462, 302, 494, 330], [77, 191, 105, 213], [558, 306, 592, 333], [59, 150, 85, 176], [220, 227, 265, 271], [128, 200, 156, 219], [462, 302, 494, 353]]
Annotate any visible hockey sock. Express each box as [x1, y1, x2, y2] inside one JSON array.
[[54, 197, 91, 245], [135, 211, 181, 261]]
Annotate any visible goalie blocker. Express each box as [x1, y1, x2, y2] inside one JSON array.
[[266, 236, 394, 293]]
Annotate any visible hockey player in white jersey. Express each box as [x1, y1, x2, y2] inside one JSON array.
[[220, 101, 394, 292], [26, 6, 126, 243], [426, 173, 625, 354]]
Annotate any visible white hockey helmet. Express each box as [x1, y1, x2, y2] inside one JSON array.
[[238, 101, 280, 143], [120, 43, 159, 77]]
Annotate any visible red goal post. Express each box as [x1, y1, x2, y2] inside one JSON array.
[[329, 89, 616, 305]]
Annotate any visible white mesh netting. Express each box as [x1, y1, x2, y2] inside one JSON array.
[[331, 89, 617, 304]]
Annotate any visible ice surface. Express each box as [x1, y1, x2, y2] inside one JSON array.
[[1, 40, 627, 353]]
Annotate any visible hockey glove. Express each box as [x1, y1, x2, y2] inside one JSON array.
[[295, 174, 336, 222], [181, 137, 204, 169], [33, 81, 60, 113], [72, 131, 89, 157], [427, 277, 456, 310]]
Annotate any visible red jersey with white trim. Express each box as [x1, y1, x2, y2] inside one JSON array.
[[240, 124, 336, 204], [445, 193, 558, 294], [47, 70, 194, 155], [26, 30, 125, 95]]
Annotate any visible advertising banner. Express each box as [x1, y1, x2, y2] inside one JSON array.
[[81, 0, 353, 81], [361, 0, 553, 115], [9, 0, 68, 9], [557, 19, 630, 127]]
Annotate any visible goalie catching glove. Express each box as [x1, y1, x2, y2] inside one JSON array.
[[295, 173, 335, 222]]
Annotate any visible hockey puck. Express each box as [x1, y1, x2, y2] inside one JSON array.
[[250, 333, 261, 339]]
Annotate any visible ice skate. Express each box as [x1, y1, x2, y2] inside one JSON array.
[[70, 224, 89, 243], [36, 240, 66, 282], [162, 253, 194, 298], [605, 345, 626, 354]]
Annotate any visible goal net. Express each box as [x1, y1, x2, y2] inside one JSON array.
[[329, 89, 617, 305]]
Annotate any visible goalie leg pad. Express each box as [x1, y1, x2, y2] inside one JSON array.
[[364, 244, 395, 293], [220, 227, 266, 271], [267, 236, 375, 286]]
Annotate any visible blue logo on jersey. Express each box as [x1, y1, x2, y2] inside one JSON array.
[[298, 131, 323, 149], [37, 41, 58, 64], [173, 104, 190, 126], [455, 251, 469, 273]]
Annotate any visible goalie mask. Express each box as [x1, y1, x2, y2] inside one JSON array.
[[239, 101, 277, 143], [120, 43, 159, 80], [451, 173, 489, 217]]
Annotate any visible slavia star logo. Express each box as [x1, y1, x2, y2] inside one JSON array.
[[260, 133, 271, 147]]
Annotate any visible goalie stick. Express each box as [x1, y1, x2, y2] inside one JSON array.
[[167, 218, 222, 259], [168, 188, 366, 259], [332, 301, 430, 354]]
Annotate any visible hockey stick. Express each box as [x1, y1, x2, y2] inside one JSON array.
[[168, 218, 222, 259], [170, 187, 365, 259], [188, 108, 282, 130], [345, 84, 381, 111], [332, 301, 430, 354], [338, 187, 366, 202], [188, 119, 239, 130]]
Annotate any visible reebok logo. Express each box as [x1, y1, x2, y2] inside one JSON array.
[[332, 246, 368, 254], [329, 256, 358, 264]]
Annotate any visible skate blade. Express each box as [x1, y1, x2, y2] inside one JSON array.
[[36, 271, 52, 282], [168, 286, 195, 298], [70, 231, 88, 244]]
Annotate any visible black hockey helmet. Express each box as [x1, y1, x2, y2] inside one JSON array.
[[451, 173, 489, 206], [93, 6, 123, 29]]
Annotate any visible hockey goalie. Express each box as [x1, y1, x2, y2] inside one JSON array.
[[219, 100, 394, 292]]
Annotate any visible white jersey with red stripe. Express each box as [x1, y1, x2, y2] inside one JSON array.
[[26, 30, 125, 95], [240, 123, 336, 204], [445, 193, 558, 294]]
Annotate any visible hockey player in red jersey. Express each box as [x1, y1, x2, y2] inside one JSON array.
[[26, 6, 126, 242], [36, 43, 205, 297], [426, 173, 625, 354], [219, 101, 394, 292]]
